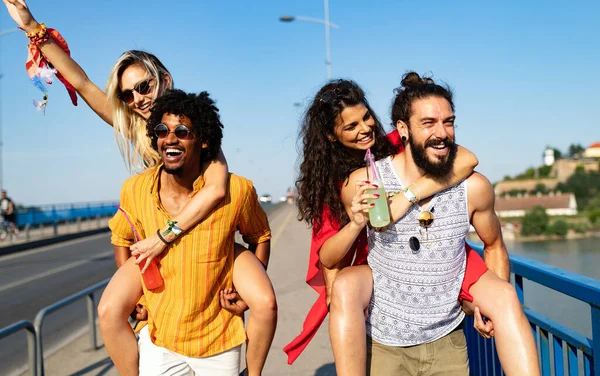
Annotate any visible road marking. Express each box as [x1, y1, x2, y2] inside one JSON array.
[[0, 232, 109, 262], [0, 250, 114, 293], [271, 207, 295, 248]]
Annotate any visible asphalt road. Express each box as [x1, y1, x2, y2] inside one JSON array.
[[0, 202, 283, 374], [0, 233, 115, 374]]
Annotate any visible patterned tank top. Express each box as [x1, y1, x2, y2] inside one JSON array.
[[366, 156, 470, 346]]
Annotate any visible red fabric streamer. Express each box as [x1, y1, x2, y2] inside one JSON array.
[[26, 28, 78, 106]]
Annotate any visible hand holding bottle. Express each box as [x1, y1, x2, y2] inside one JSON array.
[[364, 149, 390, 228], [351, 180, 382, 228]]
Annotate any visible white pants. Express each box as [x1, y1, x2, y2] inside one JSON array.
[[138, 326, 241, 376]]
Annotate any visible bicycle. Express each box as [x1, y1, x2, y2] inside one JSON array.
[[0, 215, 18, 241]]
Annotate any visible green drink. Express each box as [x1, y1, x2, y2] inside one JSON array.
[[367, 183, 390, 228]]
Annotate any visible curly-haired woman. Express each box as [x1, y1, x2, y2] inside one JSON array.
[[285, 78, 539, 376], [3, 1, 276, 375]]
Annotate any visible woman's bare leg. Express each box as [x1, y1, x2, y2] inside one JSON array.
[[232, 244, 278, 376], [467, 270, 540, 376], [329, 264, 373, 376], [98, 257, 142, 376]]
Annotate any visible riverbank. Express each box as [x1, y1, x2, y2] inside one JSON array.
[[468, 229, 600, 243]]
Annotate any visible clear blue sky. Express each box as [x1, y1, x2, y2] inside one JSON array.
[[0, 0, 599, 206]]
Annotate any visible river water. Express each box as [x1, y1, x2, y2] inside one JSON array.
[[504, 237, 600, 338]]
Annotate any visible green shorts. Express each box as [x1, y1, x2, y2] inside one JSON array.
[[366, 322, 469, 376]]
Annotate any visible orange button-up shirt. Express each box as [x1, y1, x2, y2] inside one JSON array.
[[109, 165, 271, 357]]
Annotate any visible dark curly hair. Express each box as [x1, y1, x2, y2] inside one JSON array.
[[391, 71, 454, 126], [146, 89, 223, 163], [296, 79, 397, 232]]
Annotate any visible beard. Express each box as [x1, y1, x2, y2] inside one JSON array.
[[164, 165, 184, 176], [408, 131, 458, 179]]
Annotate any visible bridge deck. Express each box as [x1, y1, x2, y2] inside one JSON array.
[[13, 203, 336, 376]]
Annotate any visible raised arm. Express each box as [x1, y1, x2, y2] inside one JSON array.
[[131, 149, 229, 271], [388, 145, 478, 221], [3, 0, 112, 124], [468, 172, 510, 281]]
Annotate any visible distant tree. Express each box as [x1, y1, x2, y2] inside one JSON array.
[[507, 189, 528, 197], [521, 206, 549, 236], [515, 167, 536, 180], [568, 144, 585, 158], [551, 147, 563, 160], [562, 168, 600, 208], [537, 165, 552, 178], [503, 175, 512, 181], [588, 209, 600, 225], [530, 183, 548, 195], [586, 194, 600, 211], [550, 220, 569, 236]]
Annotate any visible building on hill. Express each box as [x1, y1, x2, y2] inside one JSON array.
[[583, 142, 600, 158], [544, 148, 555, 166], [550, 157, 599, 182], [495, 192, 577, 218], [494, 178, 558, 196]]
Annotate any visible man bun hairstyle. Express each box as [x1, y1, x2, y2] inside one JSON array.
[[146, 89, 224, 163], [391, 71, 454, 126]]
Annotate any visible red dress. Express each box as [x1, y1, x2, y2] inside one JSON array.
[[283, 130, 488, 364]]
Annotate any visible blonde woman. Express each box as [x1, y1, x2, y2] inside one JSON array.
[[3, 1, 277, 375]]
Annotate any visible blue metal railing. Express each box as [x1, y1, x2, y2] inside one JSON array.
[[465, 242, 600, 376], [14, 201, 118, 227]]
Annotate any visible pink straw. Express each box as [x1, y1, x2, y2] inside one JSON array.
[[114, 205, 141, 242]]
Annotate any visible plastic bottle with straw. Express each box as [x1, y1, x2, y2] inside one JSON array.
[[115, 206, 164, 290], [364, 149, 390, 228]]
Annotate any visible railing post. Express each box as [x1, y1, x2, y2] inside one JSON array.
[[25, 223, 31, 241], [76, 217, 81, 232], [33, 313, 45, 376], [0, 320, 38, 376], [26, 325, 37, 376], [591, 304, 600, 376], [515, 274, 525, 305], [87, 292, 98, 350]]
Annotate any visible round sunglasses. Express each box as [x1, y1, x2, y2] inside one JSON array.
[[118, 78, 154, 104], [154, 124, 194, 140]]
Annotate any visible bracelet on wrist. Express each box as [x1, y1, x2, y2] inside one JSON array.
[[402, 187, 418, 204], [25, 23, 50, 44], [156, 229, 172, 246], [161, 219, 182, 237], [408, 182, 421, 203]]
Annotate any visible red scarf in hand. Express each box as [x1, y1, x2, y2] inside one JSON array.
[[25, 28, 78, 106]]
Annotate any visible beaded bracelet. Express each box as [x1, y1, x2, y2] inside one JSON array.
[[25, 23, 50, 45], [25, 23, 46, 38]]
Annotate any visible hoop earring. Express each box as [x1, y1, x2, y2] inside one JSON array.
[[401, 136, 407, 142]]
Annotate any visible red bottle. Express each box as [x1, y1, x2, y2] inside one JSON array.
[[137, 256, 163, 290], [115, 205, 164, 290]]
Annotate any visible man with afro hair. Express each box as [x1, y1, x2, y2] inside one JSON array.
[[108, 89, 272, 375]]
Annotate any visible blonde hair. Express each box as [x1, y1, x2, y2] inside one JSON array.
[[105, 50, 174, 173]]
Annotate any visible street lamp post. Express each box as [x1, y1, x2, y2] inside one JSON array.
[[280, 0, 340, 80], [0, 28, 21, 191]]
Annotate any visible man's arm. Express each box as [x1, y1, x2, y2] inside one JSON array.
[[468, 173, 510, 281], [248, 240, 270, 269], [238, 181, 272, 267]]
